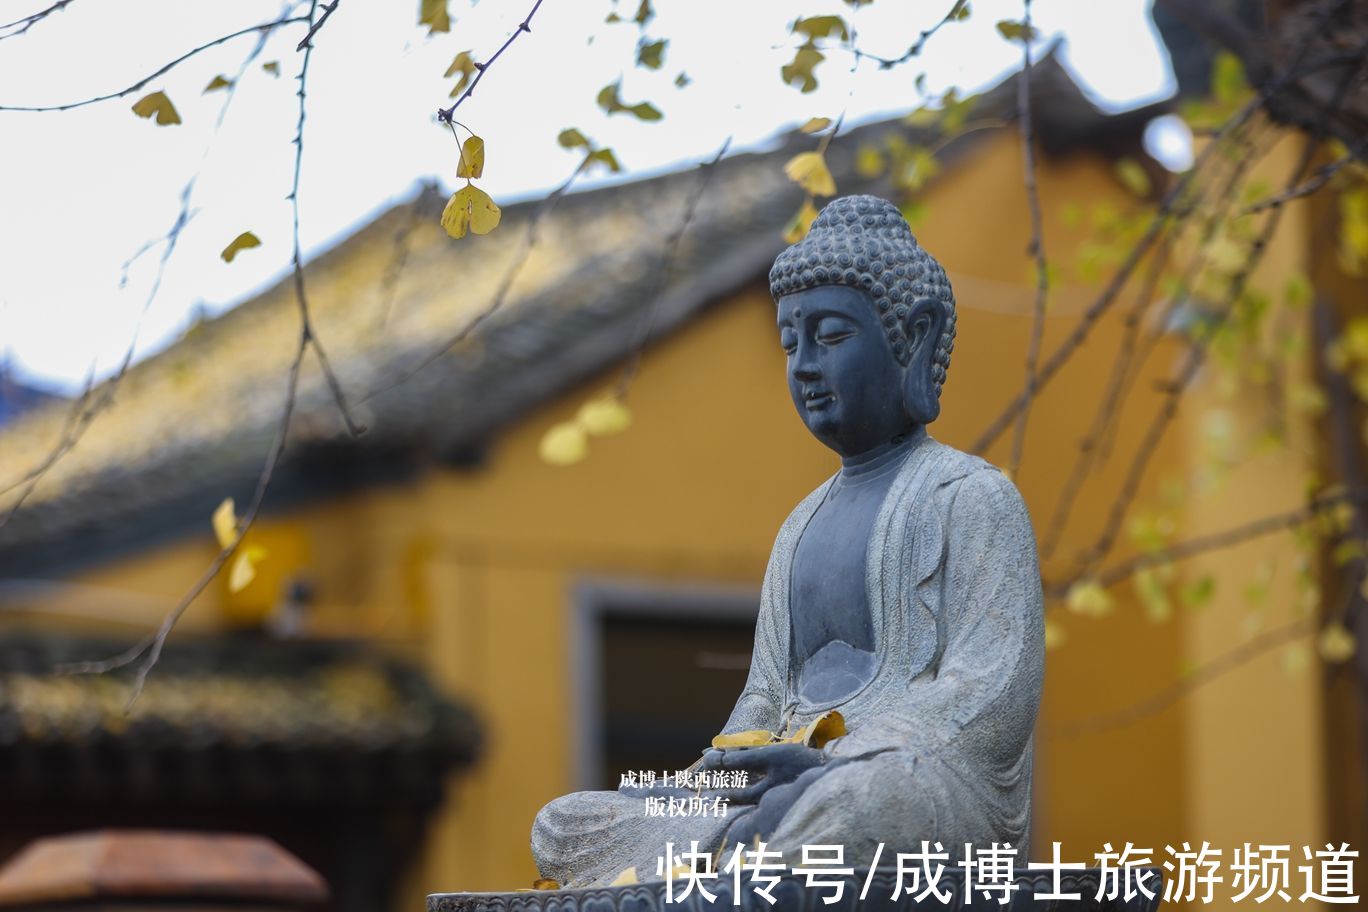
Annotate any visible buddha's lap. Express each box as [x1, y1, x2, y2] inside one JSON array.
[[532, 750, 993, 885]]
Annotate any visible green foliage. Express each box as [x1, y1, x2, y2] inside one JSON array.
[[596, 81, 663, 120]]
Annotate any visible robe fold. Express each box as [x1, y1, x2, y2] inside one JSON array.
[[531, 435, 1044, 887]]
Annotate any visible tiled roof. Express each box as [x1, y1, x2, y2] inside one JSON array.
[[0, 632, 480, 802], [0, 57, 1143, 576]]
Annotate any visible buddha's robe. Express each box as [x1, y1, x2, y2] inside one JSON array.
[[531, 435, 1044, 887]]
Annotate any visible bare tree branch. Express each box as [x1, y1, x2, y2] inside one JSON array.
[[0, 0, 75, 42], [1007, 0, 1047, 480], [436, 0, 546, 124], [0, 16, 310, 113]]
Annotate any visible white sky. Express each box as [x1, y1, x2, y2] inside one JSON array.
[[0, 0, 1174, 392]]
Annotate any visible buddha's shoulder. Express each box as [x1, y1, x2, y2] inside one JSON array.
[[923, 439, 1027, 515]]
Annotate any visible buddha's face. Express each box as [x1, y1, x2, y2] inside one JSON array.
[[777, 285, 915, 457]]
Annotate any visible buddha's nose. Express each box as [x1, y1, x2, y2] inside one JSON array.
[[792, 363, 821, 382]]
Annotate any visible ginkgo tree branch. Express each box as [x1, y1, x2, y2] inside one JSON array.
[[296, 0, 338, 51], [852, 0, 968, 70], [0, 0, 75, 41], [615, 137, 733, 400], [0, 24, 284, 533], [0, 15, 310, 113], [1007, 0, 1047, 480], [435, 0, 546, 124], [56, 0, 344, 701], [1044, 486, 1368, 600]]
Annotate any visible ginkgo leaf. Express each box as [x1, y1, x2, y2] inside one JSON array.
[[995, 19, 1039, 42], [783, 198, 819, 244], [633, 0, 653, 27], [610, 868, 639, 886], [800, 116, 832, 134], [203, 75, 234, 93], [596, 82, 663, 120], [586, 148, 622, 174], [1065, 579, 1114, 618], [261, 61, 280, 76], [445, 50, 476, 96], [228, 545, 267, 594], [441, 185, 501, 239], [419, 0, 450, 34], [558, 128, 589, 149], [792, 15, 849, 42], [212, 497, 238, 548], [539, 421, 588, 466], [1114, 158, 1150, 196], [531, 878, 560, 891], [711, 729, 776, 749], [577, 396, 631, 435], [131, 91, 181, 126], [637, 38, 666, 69], [221, 231, 261, 263], [1319, 623, 1357, 663], [456, 135, 485, 179], [781, 45, 824, 93], [674, 72, 691, 88], [784, 151, 836, 197], [782, 710, 845, 748]]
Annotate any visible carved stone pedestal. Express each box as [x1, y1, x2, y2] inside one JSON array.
[[430, 868, 1163, 912]]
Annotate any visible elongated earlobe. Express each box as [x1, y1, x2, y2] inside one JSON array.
[[902, 299, 945, 426]]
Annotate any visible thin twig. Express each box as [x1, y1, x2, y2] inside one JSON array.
[[357, 157, 594, 405], [0, 16, 311, 113], [1049, 618, 1313, 739], [436, 0, 546, 124], [1047, 486, 1368, 598], [1037, 237, 1172, 560], [615, 138, 733, 399], [853, 0, 968, 69], [56, 0, 335, 702], [296, 0, 338, 50], [1007, 0, 1047, 479], [1242, 135, 1368, 215], [1068, 52, 1367, 582], [0, 0, 74, 41], [970, 9, 1354, 457]]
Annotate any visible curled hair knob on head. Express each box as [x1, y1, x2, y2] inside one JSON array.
[[769, 195, 957, 397]]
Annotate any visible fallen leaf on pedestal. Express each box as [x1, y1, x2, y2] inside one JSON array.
[[610, 867, 638, 886]]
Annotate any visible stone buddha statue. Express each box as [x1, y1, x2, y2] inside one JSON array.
[[531, 195, 1044, 888]]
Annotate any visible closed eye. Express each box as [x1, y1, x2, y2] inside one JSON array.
[[817, 328, 856, 345]]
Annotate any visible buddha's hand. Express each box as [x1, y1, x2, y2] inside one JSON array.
[[696, 742, 826, 804]]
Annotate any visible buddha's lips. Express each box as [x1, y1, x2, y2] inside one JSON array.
[[804, 390, 835, 410]]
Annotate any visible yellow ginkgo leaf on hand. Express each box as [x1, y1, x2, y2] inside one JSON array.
[[212, 498, 238, 548], [441, 185, 502, 239], [577, 396, 631, 435], [539, 421, 588, 466], [782, 710, 846, 749], [221, 231, 261, 263], [456, 135, 485, 179], [1319, 622, 1357, 663], [799, 116, 831, 134], [784, 151, 836, 197], [228, 545, 267, 594], [131, 91, 181, 126], [711, 729, 776, 749], [531, 879, 560, 891]]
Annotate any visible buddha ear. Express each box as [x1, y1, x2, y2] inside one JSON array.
[[902, 298, 945, 426]]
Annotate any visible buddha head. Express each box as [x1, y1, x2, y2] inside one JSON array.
[[769, 195, 956, 458]]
